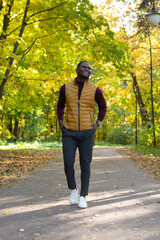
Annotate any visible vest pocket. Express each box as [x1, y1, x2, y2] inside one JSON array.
[[89, 111, 93, 123], [66, 112, 69, 125]]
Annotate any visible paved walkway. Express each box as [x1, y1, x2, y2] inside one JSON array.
[[0, 147, 160, 240]]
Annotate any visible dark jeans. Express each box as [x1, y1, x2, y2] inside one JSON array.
[[62, 127, 94, 196]]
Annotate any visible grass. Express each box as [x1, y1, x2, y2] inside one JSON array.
[[0, 140, 125, 150], [131, 145, 160, 158], [94, 142, 129, 147], [0, 141, 159, 158], [0, 140, 62, 150]]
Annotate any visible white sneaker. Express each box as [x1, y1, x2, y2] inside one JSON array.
[[78, 196, 88, 209], [69, 188, 78, 205]]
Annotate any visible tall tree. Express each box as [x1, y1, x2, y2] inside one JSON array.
[[0, 0, 129, 141]]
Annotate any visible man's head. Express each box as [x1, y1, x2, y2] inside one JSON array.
[[76, 61, 91, 81]]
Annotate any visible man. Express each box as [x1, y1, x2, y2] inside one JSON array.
[[57, 61, 106, 208]]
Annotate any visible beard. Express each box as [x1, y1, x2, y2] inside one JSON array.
[[79, 72, 90, 80], [80, 75, 89, 80]]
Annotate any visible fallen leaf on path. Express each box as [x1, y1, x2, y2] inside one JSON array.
[[47, 211, 52, 216], [109, 225, 117, 229], [135, 234, 143, 238], [94, 214, 101, 217], [34, 233, 40, 237]]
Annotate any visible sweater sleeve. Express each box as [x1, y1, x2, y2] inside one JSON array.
[[57, 84, 66, 121], [95, 87, 107, 122]]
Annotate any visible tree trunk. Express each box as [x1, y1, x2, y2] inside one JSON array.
[[7, 116, 13, 134], [0, 1, 3, 13], [0, 0, 30, 100], [131, 72, 150, 127], [13, 119, 19, 138], [0, 0, 14, 40]]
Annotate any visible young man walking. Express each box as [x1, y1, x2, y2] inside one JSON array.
[[57, 61, 107, 208]]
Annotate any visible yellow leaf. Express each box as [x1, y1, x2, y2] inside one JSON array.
[[4, 211, 8, 215]]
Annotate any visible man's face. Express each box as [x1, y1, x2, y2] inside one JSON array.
[[76, 62, 91, 80]]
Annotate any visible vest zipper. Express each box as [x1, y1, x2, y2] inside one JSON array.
[[78, 99, 80, 130]]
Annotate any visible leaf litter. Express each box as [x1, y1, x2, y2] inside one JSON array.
[[118, 147, 160, 181], [0, 149, 61, 188]]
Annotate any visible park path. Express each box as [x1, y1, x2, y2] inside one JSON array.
[[0, 147, 160, 240]]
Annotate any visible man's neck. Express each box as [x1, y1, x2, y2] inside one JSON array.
[[76, 77, 89, 83]]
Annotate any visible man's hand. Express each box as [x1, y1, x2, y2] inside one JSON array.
[[92, 123, 99, 133], [92, 120, 101, 133], [59, 120, 64, 129]]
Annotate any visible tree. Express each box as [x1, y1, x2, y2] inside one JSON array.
[[0, 0, 129, 141], [92, 0, 160, 146]]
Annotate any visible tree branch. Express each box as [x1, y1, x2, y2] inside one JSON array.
[[13, 76, 54, 81], [27, 17, 61, 25], [7, 25, 21, 36], [9, 12, 23, 23], [21, 32, 57, 58], [132, 57, 150, 75], [27, 1, 67, 20]]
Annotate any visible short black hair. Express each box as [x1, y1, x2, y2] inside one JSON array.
[[77, 61, 89, 69]]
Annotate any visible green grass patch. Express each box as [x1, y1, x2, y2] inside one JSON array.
[[0, 140, 131, 150], [0, 141, 62, 150], [94, 142, 130, 147], [1, 141, 159, 159], [131, 145, 160, 158]]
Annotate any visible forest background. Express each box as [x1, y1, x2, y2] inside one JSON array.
[[0, 0, 160, 148]]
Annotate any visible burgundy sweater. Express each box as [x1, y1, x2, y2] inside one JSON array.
[[57, 79, 107, 123]]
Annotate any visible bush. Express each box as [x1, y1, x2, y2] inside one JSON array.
[[137, 125, 160, 147], [105, 125, 133, 145]]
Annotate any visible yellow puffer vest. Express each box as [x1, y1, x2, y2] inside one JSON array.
[[64, 79, 97, 131]]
